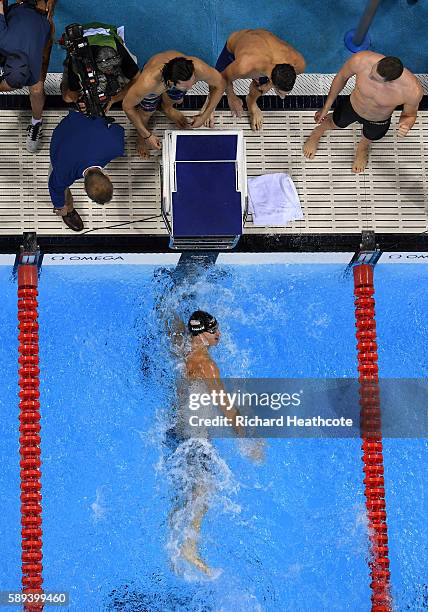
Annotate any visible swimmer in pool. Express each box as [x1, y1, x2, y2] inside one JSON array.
[[303, 52, 423, 173], [166, 311, 263, 576], [122, 51, 225, 159], [212, 29, 306, 131]]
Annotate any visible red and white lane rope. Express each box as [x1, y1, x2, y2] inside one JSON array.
[[18, 264, 44, 612], [353, 264, 391, 612]]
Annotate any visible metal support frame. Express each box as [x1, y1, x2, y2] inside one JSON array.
[[347, 230, 383, 271], [13, 232, 43, 279], [344, 0, 382, 52]]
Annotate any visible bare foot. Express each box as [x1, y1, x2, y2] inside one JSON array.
[[303, 131, 322, 159], [247, 102, 263, 131], [180, 540, 211, 575], [352, 142, 370, 173], [136, 135, 150, 160], [204, 112, 215, 128]]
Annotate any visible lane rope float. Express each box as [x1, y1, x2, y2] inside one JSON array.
[[353, 263, 392, 612]]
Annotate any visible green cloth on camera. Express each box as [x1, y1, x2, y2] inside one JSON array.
[[82, 22, 124, 51]]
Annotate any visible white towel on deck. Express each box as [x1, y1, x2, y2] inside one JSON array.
[[247, 173, 303, 226]]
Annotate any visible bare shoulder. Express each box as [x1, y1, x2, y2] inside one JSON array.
[[186, 349, 217, 378], [225, 53, 258, 77], [228, 29, 251, 46], [133, 68, 160, 94], [147, 50, 184, 68], [199, 357, 220, 380], [402, 70, 424, 104], [191, 56, 221, 79], [348, 51, 382, 72]]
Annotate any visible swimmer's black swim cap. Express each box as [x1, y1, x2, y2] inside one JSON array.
[[188, 311, 218, 336]]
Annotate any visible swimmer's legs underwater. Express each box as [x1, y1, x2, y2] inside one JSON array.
[[169, 481, 213, 575]]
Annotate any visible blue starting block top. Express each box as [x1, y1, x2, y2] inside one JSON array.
[[172, 134, 243, 237], [175, 134, 238, 161]]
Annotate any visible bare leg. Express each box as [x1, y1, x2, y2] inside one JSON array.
[[29, 0, 56, 120], [171, 482, 212, 575], [352, 135, 371, 173], [29, 81, 45, 121], [136, 108, 155, 159], [303, 113, 338, 159], [180, 484, 211, 575], [246, 81, 265, 131]]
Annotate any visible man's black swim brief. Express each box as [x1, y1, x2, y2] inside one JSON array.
[[333, 96, 391, 141]]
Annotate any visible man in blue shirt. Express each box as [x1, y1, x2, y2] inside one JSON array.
[[0, 0, 54, 153], [49, 111, 125, 231]]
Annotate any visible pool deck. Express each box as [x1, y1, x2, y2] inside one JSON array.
[[0, 75, 427, 242]]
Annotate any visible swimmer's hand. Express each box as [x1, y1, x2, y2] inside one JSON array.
[[227, 93, 244, 118], [397, 122, 411, 138], [314, 108, 329, 124], [189, 114, 206, 129], [173, 113, 192, 130], [248, 440, 265, 464], [146, 134, 162, 150], [238, 439, 265, 464], [0, 2, 4, 15]]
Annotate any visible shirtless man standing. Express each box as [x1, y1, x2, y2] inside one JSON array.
[[303, 52, 423, 173], [166, 310, 263, 576], [214, 29, 305, 131], [122, 52, 225, 158]]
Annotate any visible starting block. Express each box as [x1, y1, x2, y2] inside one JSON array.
[[161, 130, 247, 250]]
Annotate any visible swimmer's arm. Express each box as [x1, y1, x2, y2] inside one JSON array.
[[293, 51, 306, 75], [168, 316, 186, 354], [191, 60, 226, 124], [321, 55, 358, 114], [106, 75, 140, 111], [202, 363, 245, 437], [122, 75, 159, 138], [397, 87, 423, 136], [222, 58, 255, 96]]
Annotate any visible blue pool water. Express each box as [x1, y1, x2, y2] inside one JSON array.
[[0, 259, 427, 611], [49, 0, 428, 74]]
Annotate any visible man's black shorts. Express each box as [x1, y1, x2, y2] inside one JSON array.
[[333, 96, 391, 141]]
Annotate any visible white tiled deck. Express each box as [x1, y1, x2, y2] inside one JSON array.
[[0, 75, 427, 237]]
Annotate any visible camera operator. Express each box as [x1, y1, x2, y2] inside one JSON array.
[[0, 0, 56, 152], [61, 22, 140, 115], [49, 110, 125, 231]]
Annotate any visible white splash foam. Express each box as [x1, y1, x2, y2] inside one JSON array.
[[90, 486, 108, 522]]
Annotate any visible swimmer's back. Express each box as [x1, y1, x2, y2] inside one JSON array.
[[186, 349, 219, 381]]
